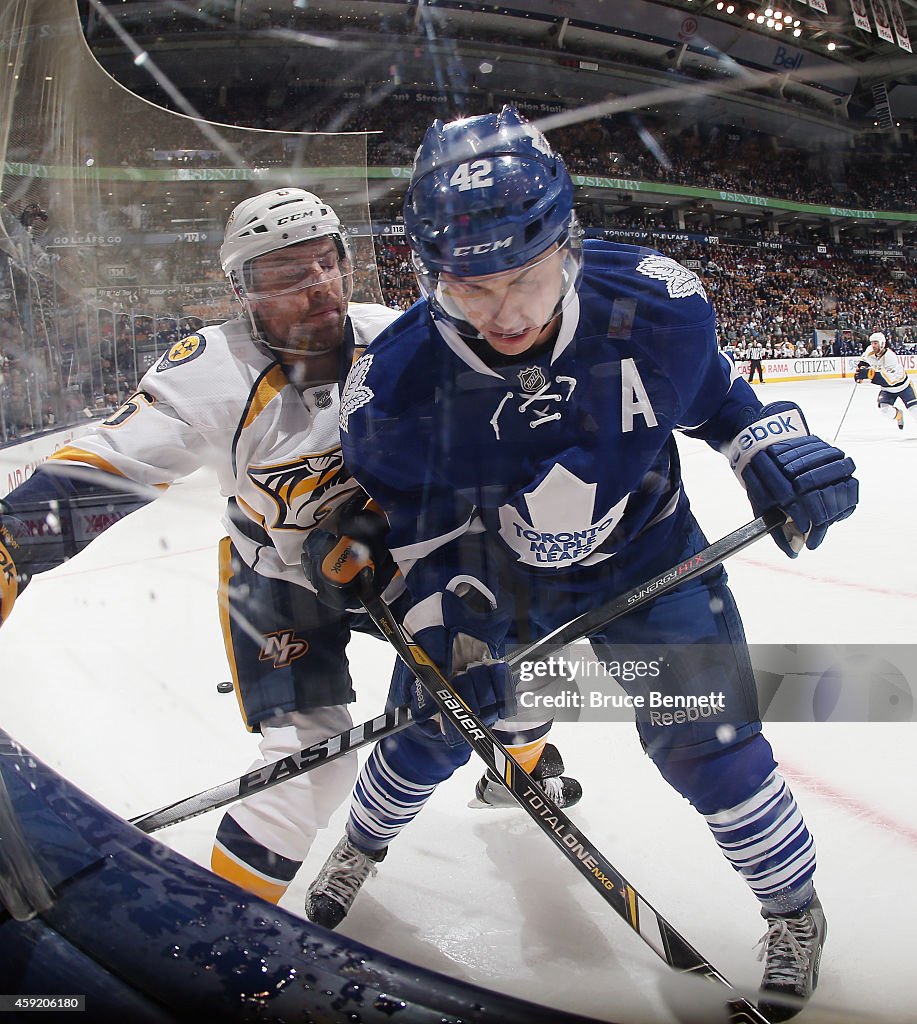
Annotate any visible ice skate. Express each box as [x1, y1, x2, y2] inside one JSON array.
[[756, 893, 827, 1022], [304, 834, 386, 929], [469, 742, 583, 809]]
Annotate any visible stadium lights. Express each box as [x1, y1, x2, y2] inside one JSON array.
[[827, 41, 836, 50], [748, 11, 756, 18]]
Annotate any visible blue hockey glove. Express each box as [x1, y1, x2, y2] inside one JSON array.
[[302, 490, 397, 611], [389, 587, 517, 747], [392, 658, 516, 748], [728, 401, 858, 558]]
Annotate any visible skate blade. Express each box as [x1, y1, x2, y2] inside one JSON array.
[[467, 794, 518, 810]]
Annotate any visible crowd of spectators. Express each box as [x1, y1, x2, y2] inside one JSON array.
[[66, 84, 913, 216], [372, 234, 916, 349], [3, 217, 914, 444]]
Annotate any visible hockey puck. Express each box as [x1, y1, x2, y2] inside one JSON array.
[[216, 681, 234, 694]]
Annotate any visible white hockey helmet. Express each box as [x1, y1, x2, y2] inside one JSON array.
[[869, 331, 887, 350], [220, 189, 354, 352], [220, 188, 352, 291]]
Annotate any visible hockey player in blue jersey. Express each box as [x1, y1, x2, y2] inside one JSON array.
[[303, 108, 858, 1020]]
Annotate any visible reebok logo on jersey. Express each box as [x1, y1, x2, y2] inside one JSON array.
[[259, 630, 309, 668], [156, 334, 206, 371]]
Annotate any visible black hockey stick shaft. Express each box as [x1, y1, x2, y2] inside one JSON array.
[[831, 379, 859, 443], [359, 582, 771, 1024], [507, 508, 786, 670], [130, 706, 414, 833], [130, 512, 782, 836]]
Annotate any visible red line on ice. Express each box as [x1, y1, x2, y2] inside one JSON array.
[[736, 556, 917, 602], [780, 762, 917, 848]]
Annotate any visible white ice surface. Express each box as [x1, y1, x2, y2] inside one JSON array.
[[2, 379, 915, 1023]]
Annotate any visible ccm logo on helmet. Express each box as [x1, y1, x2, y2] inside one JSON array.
[[452, 237, 513, 257], [277, 210, 320, 226]]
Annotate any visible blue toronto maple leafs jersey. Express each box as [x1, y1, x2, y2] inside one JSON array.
[[339, 241, 764, 602]]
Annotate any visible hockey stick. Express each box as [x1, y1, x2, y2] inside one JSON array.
[[831, 378, 859, 442], [506, 509, 785, 670], [130, 511, 782, 834], [359, 579, 772, 1024], [130, 706, 414, 833]]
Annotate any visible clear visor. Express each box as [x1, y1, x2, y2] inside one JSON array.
[[241, 247, 353, 302], [416, 232, 583, 339]]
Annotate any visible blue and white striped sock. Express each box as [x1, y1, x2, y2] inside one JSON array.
[[347, 742, 438, 852], [704, 771, 816, 915]]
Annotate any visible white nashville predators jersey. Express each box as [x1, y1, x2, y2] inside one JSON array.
[[861, 345, 911, 393], [48, 304, 400, 588]]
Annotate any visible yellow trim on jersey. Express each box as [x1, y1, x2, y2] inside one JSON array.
[[241, 364, 288, 432], [210, 845, 288, 904], [235, 494, 266, 528], [0, 535, 19, 625], [48, 446, 169, 490], [49, 445, 127, 477], [217, 536, 253, 732]]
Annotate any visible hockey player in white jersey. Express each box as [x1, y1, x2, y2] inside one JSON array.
[[854, 331, 917, 431], [302, 109, 859, 1021], [0, 189, 404, 904]]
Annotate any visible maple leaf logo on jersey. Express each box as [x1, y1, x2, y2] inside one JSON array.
[[498, 464, 629, 567], [248, 449, 346, 530], [339, 354, 374, 434], [635, 255, 707, 302]]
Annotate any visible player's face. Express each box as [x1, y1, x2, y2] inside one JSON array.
[[439, 245, 564, 356], [247, 238, 350, 354]]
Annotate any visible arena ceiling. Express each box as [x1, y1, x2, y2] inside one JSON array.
[[71, 0, 915, 237]]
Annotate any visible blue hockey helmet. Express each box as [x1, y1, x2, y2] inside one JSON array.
[[405, 105, 576, 277], [404, 106, 581, 334]]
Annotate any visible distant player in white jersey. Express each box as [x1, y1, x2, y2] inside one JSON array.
[[303, 108, 858, 1021], [854, 331, 917, 431], [0, 189, 404, 904]]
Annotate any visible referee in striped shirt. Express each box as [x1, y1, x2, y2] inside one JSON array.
[[747, 343, 765, 383]]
